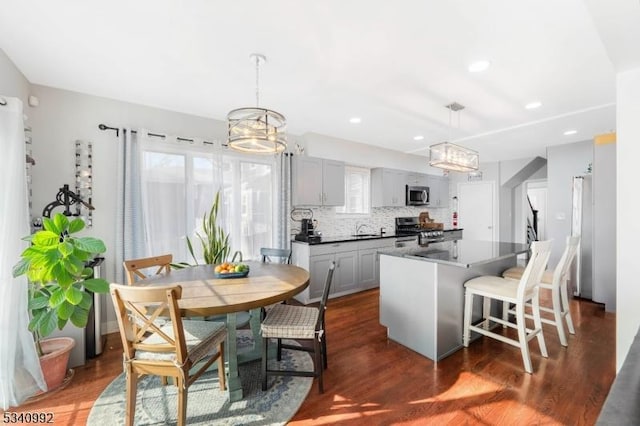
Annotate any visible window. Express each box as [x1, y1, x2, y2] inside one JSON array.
[[336, 166, 370, 215], [140, 143, 274, 263]]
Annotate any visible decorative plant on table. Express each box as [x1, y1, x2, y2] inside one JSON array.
[[184, 191, 242, 266], [12, 213, 109, 356]]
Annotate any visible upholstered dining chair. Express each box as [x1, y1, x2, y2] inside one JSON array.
[[463, 240, 552, 374], [123, 254, 173, 285], [110, 283, 227, 426], [261, 261, 336, 393], [501, 236, 580, 346], [260, 247, 292, 264]]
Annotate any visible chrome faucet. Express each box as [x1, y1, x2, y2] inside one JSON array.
[[355, 223, 373, 235]]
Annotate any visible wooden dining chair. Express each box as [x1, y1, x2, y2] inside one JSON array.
[[123, 254, 173, 285], [501, 236, 580, 346], [463, 240, 552, 374], [261, 261, 336, 393], [260, 247, 292, 264], [110, 283, 227, 426]]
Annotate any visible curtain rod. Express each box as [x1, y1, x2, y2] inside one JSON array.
[[98, 123, 216, 145]]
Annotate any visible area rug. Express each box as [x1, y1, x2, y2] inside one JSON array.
[[87, 330, 313, 425]]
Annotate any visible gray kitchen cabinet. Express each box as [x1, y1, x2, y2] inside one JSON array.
[[358, 238, 395, 289], [427, 175, 450, 208], [334, 251, 358, 294], [308, 253, 335, 299], [406, 172, 429, 186], [292, 156, 345, 206], [371, 168, 407, 207], [291, 238, 395, 304], [322, 159, 346, 206], [292, 241, 359, 303], [358, 248, 378, 289]]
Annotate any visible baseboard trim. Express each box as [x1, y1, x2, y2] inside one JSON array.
[[103, 320, 119, 335]]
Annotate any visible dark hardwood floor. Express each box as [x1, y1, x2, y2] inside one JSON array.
[[6, 289, 615, 425]]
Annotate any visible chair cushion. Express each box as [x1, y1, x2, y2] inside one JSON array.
[[502, 266, 554, 284], [261, 304, 319, 339], [136, 320, 226, 364], [464, 275, 520, 299]]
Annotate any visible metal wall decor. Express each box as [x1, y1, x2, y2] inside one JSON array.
[[25, 122, 35, 228], [75, 140, 93, 227]]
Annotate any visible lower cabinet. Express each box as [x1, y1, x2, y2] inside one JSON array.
[[358, 248, 378, 290], [292, 238, 394, 304], [334, 251, 359, 294]]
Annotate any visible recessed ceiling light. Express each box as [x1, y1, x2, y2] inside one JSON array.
[[413, 135, 424, 141], [468, 60, 491, 73], [525, 101, 542, 110], [349, 117, 361, 124], [564, 129, 578, 136]]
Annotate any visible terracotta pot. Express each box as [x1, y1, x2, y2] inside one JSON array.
[[39, 337, 75, 391]]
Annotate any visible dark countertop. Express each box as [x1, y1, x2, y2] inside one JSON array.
[[379, 240, 528, 268], [292, 234, 399, 245], [291, 228, 464, 245]]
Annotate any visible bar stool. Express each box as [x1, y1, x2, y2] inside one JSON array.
[[463, 240, 552, 374], [502, 236, 580, 347]]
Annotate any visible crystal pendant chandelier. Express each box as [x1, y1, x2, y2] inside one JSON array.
[[227, 53, 287, 154], [429, 103, 479, 172]]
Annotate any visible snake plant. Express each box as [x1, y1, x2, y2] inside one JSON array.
[[186, 191, 241, 265]]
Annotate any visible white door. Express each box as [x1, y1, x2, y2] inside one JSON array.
[[458, 181, 496, 241]]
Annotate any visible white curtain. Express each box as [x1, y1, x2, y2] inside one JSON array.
[[0, 97, 46, 408], [113, 128, 145, 284], [136, 133, 282, 263], [274, 152, 292, 250], [138, 131, 224, 263]]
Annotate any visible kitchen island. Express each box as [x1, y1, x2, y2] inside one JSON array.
[[379, 240, 529, 362]]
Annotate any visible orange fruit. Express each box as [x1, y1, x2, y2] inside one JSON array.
[[214, 265, 222, 272]]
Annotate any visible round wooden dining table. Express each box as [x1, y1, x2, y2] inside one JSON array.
[[138, 261, 310, 402]]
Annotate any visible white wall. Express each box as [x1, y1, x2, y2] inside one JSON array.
[[27, 84, 229, 331], [0, 49, 30, 109], [593, 140, 616, 312], [546, 141, 592, 268], [302, 132, 432, 173], [616, 67, 640, 371]]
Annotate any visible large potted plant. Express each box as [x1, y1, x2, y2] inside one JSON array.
[[12, 213, 109, 391], [184, 191, 242, 265]]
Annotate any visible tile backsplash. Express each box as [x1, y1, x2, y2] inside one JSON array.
[[290, 206, 451, 238]]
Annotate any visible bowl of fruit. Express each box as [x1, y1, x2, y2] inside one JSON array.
[[214, 262, 250, 279]]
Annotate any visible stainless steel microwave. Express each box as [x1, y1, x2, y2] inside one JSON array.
[[406, 185, 429, 206]]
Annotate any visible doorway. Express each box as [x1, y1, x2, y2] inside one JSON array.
[[523, 180, 548, 242], [458, 181, 496, 241]]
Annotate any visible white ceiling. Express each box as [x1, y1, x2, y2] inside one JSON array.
[[0, 0, 630, 162]]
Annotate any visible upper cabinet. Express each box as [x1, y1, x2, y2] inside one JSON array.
[[292, 156, 345, 206], [406, 172, 429, 187], [371, 168, 407, 207], [426, 175, 450, 208]]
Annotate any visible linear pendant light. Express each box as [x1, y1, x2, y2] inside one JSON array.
[[227, 53, 287, 154], [429, 102, 479, 172]]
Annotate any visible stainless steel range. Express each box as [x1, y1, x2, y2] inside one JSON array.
[[395, 217, 445, 245]]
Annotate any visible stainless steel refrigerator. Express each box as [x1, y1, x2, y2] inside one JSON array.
[[570, 175, 593, 299]]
